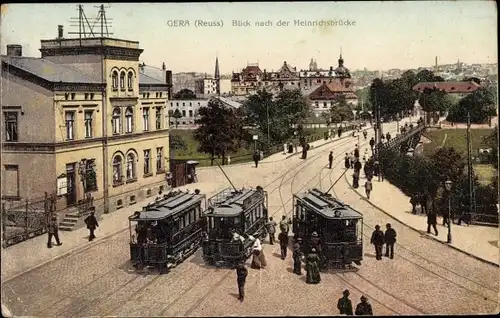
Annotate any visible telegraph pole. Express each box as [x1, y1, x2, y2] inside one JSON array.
[[466, 111, 474, 223]]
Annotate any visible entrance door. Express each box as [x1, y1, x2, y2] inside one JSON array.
[[66, 163, 77, 206]]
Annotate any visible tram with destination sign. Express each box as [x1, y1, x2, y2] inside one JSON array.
[[128, 189, 206, 274], [201, 186, 268, 266], [293, 188, 363, 269]]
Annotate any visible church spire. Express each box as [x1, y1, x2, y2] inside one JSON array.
[[214, 55, 220, 96], [338, 47, 344, 67]]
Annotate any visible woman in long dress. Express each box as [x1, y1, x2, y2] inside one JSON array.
[[251, 238, 267, 269], [306, 248, 321, 284]]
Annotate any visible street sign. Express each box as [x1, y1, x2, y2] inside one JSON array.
[[253, 135, 258, 140]]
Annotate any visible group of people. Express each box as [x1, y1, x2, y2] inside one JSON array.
[[370, 223, 397, 260], [343, 144, 381, 199], [338, 289, 373, 315], [46, 211, 99, 248]]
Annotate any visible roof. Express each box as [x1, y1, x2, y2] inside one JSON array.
[[277, 61, 297, 74], [412, 81, 481, 93], [129, 192, 205, 221], [325, 81, 355, 92], [206, 188, 262, 217], [139, 72, 166, 85], [295, 188, 363, 219], [242, 65, 263, 74], [210, 96, 243, 109], [2, 55, 101, 83]]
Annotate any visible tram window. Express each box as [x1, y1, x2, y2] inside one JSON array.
[[234, 216, 240, 225], [185, 213, 189, 226], [179, 217, 185, 230], [245, 214, 251, 228], [192, 208, 197, 222], [256, 206, 260, 218]]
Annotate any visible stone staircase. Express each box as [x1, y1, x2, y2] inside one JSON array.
[[59, 205, 95, 231]]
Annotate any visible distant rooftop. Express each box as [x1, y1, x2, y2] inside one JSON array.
[[40, 37, 140, 50]]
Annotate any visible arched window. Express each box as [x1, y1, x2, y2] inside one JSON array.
[[127, 72, 133, 90], [182, 110, 186, 117], [112, 71, 118, 89], [125, 107, 133, 133], [188, 110, 193, 117], [112, 108, 121, 134], [120, 71, 125, 89], [126, 153, 136, 180], [113, 155, 123, 185]]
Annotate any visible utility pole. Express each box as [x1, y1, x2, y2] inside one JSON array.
[[466, 111, 474, 223]]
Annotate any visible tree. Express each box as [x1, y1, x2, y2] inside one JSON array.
[[418, 87, 453, 114], [355, 87, 372, 110], [429, 147, 465, 185], [170, 109, 182, 128], [173, 88, 196, 100], [193, 99, 243, 165], [446, 88, 496, 123], [329, 95, 353, 123], [274, 89, 312, 136], [482, 126, 498, 169], [169, 134, 187, 151]]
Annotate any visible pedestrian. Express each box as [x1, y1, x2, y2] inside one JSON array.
[[427, 211, 439, 236], [354, 159, 362, 172], [279, 215, 290, 234], [349, 152, 355, 168], [337, 289, 354, 315], [419, 194, 427, 214], [344, 153, 350, 169], [338, 126, 342, 138], [305, 248, 321, 284], [328, 151, 333, 169], [410, 194, 418, 214], [84, 211, 99, 242], [47, 215, 62, 248], [235, 262, 248, 302], [292, 239, 303, 275], [353, 169, 360, 188], [253, 151, 260, 168], [251, 238, 267, 269], [310, 231, 322, 257], [363, 130, 367, 140], [266, 217, 277, 245], [370, 225, 384, 260], [369, 137, 375, 153], [384, 223, 396, 259], [365, 179, 372, 199], [386, 132, 391, 142], [278, 229, 289, 259], [355, 296, 373, 315], [354, 145, 360, 159]]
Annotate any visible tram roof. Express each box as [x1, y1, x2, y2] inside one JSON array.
[[205, 188, 261, 217], [129, 191, 205, 221], [295, 188, 363, 219]]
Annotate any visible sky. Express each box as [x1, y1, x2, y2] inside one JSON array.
[[1, 1, 497, 74]]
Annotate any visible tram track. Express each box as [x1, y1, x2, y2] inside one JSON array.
[[325, 162, 498, 314]]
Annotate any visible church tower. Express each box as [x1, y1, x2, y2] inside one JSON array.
[[214, 56, 220, 96]]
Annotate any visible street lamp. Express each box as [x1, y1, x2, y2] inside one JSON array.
[[444, 179, 453, 244]]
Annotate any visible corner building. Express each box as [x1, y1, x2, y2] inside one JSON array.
[[1, 32, 170, 217]]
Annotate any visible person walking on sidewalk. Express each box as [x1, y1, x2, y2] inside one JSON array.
[[410, 194, 418, 214], [354, 159, 362, 173], [253, 151, 260, 168], [427, 210, 439, 236], [364, 179, 373, 199], [355, 296, 373, 315], [84, 211, 99, 242], [329, 151, 334, 169], [369, 137, 375, 153], [337, 289, 354, 315], [280, 215, 291, 234], [47, 215, 62, 248], [344, 153, 350, 169], [370, 225, 384, 260], [266, 217, 277, 245], [338, 126, 342, 138], [292, 239, 303, 275], [278, 229, 289, 260], [363, 130, 367, 140], [384, 223, 396, 259]]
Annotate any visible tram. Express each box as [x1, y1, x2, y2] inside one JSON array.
[[128, 189, 206, 273], [202, 186, 268, 266], [292, 188, 363, 269]]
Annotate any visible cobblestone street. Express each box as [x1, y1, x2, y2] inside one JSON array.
[[2, 120, 498, 316]]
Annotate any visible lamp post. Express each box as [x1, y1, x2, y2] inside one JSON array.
[[444, 179, 453, 244]]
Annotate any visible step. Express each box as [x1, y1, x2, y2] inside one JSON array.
[[62, 217, 79, 223], [59, 226, 74, 232], [59, 222, 77, 228], [64, 213, 82, 218]]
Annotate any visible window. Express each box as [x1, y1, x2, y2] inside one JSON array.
[[4, 112, 18, 142], [315, 101, 319, 108], [130, 195, 136, 204], [155, 107, 162, 129], [182, 102, 185, 107], [125, 107, 134, 133], [156, 92, 159, 98], [127, 72, 133, 90], [176, 102, 179, 107], [84, 159, 98, 192], [188, 110, 193, 117], [156, 147, 163, 172], [112, 71, 118, 89], [71, 93, 76, 100], [113, 155, 123, 185], [182, 110, 186, 117], [142, 108, 150, 131], [126, 153, 136, 180], [65, 93, 69, 100], [65, 111, 75, 140], [2, 165, 19, 198], [120, 72, 125, 89], [147, 93, 150, 98], [117, 199, 123, 207], [159, 92, 162, 98], [84, 111, 93, 138], [143, 93, 146, 99], [144, 149, 151, 175], [170, 102, 173, 106], [198, 102, 200, 106], [85, 93, 89, 100], [90, 93, 95, 100], [189, 102, 192, 106], [323, 102, 327, 108], [112, 108, 121, 134]]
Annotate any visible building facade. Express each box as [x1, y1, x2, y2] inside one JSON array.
[[1, 30, 170, 217]]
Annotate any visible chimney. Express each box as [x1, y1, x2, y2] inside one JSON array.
[[284, 61, 287, 65], [165, 70, 173, 99], [58, 25, 64, 39], [330, 66, 333, 72], [162, 62, 166, 71], [6, 44, 22, 57]]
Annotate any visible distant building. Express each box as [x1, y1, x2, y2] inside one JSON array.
[[1, 28, 170, 218]]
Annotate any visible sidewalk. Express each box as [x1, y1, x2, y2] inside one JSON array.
[[346, 174, 499, 266]]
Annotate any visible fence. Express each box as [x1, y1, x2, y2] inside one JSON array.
[[2, 192, 57, 248]]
